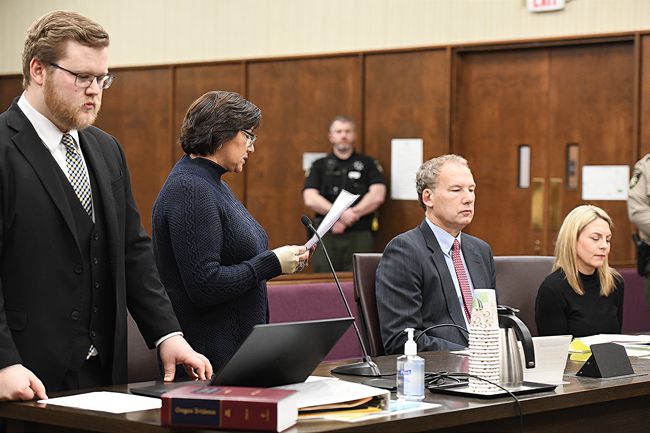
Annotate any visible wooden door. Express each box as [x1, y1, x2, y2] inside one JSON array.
[[454, 41, 635, 265], [454, 48, 551, 255], [547, 42, 635, 264]]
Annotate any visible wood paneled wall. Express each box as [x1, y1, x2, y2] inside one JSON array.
[[364, 49, 451, 248], [93, 68, 173, 229], [2, 32, 650, 266], [0, 76, 23, 111], [247, 56, 363, 246]]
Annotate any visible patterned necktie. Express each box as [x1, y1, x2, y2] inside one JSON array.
[[62, 134, 93, 216], [452, 239, 473, 320]]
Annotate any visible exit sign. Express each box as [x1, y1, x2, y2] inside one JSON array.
[[527, 0, 565, 13]]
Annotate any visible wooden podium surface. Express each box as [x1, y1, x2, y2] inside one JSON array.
[[1, 351, 650, 433]]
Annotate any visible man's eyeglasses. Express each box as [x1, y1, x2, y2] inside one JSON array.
[[49, 63, 115, 90]]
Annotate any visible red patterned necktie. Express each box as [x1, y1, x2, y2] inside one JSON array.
[[452, 239, 473, 320]]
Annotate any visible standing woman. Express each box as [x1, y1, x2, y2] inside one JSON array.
[[152, 91, 309, 371], [535, 205, 624, 337]]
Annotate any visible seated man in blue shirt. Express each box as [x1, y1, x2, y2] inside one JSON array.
[[376, 154, 496, 354]]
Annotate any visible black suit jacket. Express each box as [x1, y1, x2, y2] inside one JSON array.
[[0, 100, 180, 390], [376, 219, 496, 354]]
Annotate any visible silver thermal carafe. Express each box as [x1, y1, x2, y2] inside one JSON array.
[[497, 306, 536, 387]]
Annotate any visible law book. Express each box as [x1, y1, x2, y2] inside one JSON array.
[[160, 384, 298, 432]]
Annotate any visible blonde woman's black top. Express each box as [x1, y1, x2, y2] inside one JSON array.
[[535, 268, 624, 337]]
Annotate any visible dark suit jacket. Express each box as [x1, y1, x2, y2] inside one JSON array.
[[0, 100, 180, 390], [376, 219, 496, 354]]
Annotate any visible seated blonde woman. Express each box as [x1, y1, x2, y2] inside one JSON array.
[[535, 205, 624, 337]]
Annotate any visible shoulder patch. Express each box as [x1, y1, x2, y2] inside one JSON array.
[[630, 169, 642, 189], [374, 160, 384, 174]]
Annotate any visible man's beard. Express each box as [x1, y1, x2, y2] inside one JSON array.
[[334, 142, 352, 152], [43, 78, 100, 131]]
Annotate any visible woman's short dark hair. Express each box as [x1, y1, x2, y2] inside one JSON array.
[[179, 91, 261, 156]]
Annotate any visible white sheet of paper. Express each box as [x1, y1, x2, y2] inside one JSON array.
[[316, 400, 440, 423], [581, 165, 629, 200], [575, 334, 650, 346], [623, 346, 650, 357], [390, 138, 422, 200], [305, 189, 360, 249], [39, 391, 161, 413], [275, 378, 388, 409], [521, 335, 571, 385]]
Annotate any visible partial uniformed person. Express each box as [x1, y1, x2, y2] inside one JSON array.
[[303, 116, 386, 272], [627, 153, 650, 319]]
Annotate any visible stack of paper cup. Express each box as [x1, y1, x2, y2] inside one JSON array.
[[468, 289, 501, 394]]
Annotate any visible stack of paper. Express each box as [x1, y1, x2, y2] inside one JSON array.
[[276, 378, 389, 412], [276, 378, 440, 423], [572, 334, 650, 358]]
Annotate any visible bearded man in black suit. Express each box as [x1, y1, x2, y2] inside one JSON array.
[[0, 10, 212, 401]]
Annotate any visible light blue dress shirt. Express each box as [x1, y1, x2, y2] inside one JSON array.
[[424, 218, 474, 327]]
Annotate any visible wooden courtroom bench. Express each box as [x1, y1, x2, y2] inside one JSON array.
[[619, 267, 650, 333], [267, 278, 363, 360]]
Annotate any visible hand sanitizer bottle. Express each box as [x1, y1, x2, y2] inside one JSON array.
[[396, 328, 425, 401]]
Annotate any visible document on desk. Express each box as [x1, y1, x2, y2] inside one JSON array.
[[39, 391, 161, 413], [301, 399, 440, 423], [521, 335, 571, 385], [305, 190, 360, 249], [572, 334, 650, 358], [275, 378, 389, 411]]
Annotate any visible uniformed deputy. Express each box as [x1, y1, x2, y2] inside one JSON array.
[[303, 116, 386, 272], [627, 153, 650, 319]]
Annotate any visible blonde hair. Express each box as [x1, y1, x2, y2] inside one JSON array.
[[553, 205, 621, 296]]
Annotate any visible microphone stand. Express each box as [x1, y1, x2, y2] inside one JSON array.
[[302, 216, 381, 377]]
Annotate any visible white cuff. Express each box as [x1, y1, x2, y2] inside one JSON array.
[[154, 331, 184, 347]]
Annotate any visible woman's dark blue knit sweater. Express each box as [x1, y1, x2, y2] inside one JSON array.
[[152, 156, 281, 370]]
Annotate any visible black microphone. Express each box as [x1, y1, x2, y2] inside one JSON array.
[[301, 215, 381, 377]]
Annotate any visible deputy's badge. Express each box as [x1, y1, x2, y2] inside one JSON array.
[[375, 160, 384, 173], [353, 160, 365, 171], [630, 169, 642, 189]]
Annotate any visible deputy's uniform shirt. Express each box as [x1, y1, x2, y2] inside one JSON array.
[[629, 154, 650, 241], [304, 152, 385, 232]]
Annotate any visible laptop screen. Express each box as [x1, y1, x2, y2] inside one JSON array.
[[210, 317, 354, 387]]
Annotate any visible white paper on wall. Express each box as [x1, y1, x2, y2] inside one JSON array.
[[390, 138, 423, 200]]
